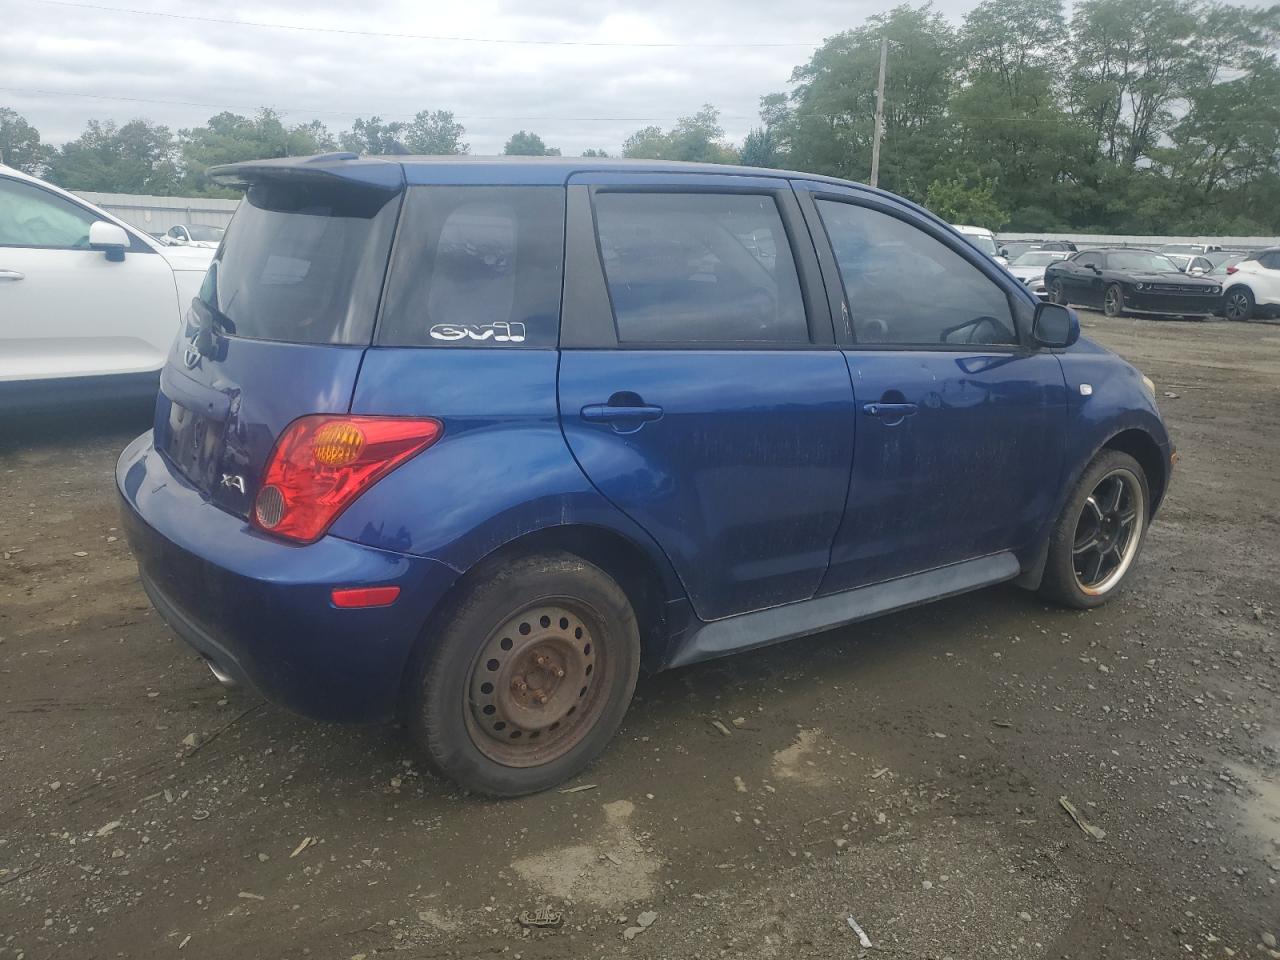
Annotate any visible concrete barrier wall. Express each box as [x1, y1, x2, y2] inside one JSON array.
[[75, 191, 240, 236]]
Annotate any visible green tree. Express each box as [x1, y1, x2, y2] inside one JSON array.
[[621, 105, 738, 163], [503, 130, 560, 156], [739, 93, 792, 168], [784, 4, 959, 198], [339, 116, 406, 155], [0, 107, 52, 175], [924, 178, 1009, 228], [401, 110, 468, 154], [581, 148, 610, 157], [179, 109, 335, 195], [47, 119, 179, 194]]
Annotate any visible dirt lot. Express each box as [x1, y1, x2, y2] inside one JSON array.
[[2, 313, 1278, 960]]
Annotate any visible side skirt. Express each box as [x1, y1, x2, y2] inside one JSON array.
[[666, 552, 1021, 669]]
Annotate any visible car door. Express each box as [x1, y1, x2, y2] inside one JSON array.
[[794, 184, 1066, 592], [557, 174, 856, 621], [0, 174, 181, 384]]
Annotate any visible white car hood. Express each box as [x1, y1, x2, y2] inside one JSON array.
[[157, 245, 215, 273]]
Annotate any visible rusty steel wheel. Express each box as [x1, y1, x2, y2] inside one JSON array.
[[465, 602, 612, 767]]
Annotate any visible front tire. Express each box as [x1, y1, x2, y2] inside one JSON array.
[[1050, 279, 1067, 305], [1039, 450, 1149, 609], [1223, 287, 1255, 322], [1103, 283, 1126, 318], [408, 552, 640, 797]]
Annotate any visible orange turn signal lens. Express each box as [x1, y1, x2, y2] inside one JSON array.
[[312, 421, 366, 467]]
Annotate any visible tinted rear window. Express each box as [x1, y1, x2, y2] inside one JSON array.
[[378, 186, 565, 347], [198, 179, 400, 344]]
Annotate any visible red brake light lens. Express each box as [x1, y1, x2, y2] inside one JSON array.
[[331, 585, 401, 608], [253, 415, 442, 544]]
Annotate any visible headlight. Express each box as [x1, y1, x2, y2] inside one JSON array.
[[1141, 374, 1156, 397], [1134, 282, 1145, 290], [1212, 285, 1221, 294]]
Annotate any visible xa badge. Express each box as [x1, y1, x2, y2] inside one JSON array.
[[220, 474, 246, 494]]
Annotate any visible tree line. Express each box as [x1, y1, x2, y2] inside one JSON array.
[[2, 0, 1277, 234]]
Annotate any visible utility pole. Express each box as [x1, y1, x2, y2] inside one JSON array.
[[870, 36, 888, 188]]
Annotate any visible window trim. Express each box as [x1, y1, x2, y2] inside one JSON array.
[[797, 188, 1034, 353], [0, 175, 155, 254], [561, 176, 835, 351]]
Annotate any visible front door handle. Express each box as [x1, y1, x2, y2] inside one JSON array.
[[0, 270, 25, 281], [581, 403, 664, 423], [863, 401, 918, 419]]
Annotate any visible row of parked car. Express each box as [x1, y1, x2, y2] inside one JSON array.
[[969, 233, 1278, 322]]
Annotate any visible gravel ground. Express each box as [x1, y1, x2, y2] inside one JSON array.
[[1, 312, 1277, 960]]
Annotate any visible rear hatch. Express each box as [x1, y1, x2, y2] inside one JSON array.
[[154, 156, 404, 518]]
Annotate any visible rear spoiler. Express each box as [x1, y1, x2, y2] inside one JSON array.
[[207, 153, 405, 192]]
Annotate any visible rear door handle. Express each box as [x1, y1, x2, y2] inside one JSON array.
[[581, 403, 664, 423], [863, 402, 918, 419], [0, 270, 24, 281]]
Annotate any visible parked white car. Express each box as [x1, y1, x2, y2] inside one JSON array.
[[952, 224, 1008, 266], [0, 164, 213, 405], [1006, 250, 1068, 299], [162, 223, 225, 249], [1221, 247, 1280, 321]]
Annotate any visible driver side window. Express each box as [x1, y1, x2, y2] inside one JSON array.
[[816, 199, 1016, 346], [0, 177, 97, 249]]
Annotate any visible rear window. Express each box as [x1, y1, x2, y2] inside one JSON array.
[[198, 179, 400, 344], [378, 186, 565, 347]]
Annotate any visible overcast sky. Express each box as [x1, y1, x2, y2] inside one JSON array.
[[1, 0, 987, 154], [3, 0, 1271, 156]]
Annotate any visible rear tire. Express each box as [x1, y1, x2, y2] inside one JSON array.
[[1039, 450, 1150, 610], [1223, 287, 1255, 322], [408, 552, 640, 797], [1103, 284, 1126, 318]]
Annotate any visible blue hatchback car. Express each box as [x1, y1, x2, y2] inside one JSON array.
[[118, 154, 1173, 795]]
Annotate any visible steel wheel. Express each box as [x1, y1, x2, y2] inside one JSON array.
[[1051, 280, 1067, 305], [1072, 469, 1145, 596], [465, 602, 611, 767], [1224, 288, 1253, 321]]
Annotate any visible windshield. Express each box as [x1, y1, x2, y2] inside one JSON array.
[[963, 233, 998, 255], [197, 178, 401, 344], [1108, 251, 1180, 272], [186, 224, 225, 242], [1012, 252, 1064, 266]]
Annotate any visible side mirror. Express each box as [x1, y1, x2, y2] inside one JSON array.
[[1033, 301, 1079, 349], [171, 235, 188, 245], [89, 220, 129, 262], [1189, 266, 1205, 275], [999, 246, 1009, 258]]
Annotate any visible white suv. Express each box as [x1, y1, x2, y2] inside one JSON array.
[[1221, 248, 1280, 321], [0, 165, 215, 406]]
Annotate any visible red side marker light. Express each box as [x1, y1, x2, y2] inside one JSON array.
[[331, 585, 401, 609]]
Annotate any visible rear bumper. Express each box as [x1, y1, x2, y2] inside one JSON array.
[[117, 431, 460, 723]]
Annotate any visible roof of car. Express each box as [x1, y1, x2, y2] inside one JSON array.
[[206, 151, 876, 191]]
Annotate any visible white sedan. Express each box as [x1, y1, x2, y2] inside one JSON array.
[[0, 164, 214, 406], [161, 223, 225, 249], [1007, 250, 1069, 299]]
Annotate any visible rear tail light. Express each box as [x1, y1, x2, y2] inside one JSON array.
[[253, 415, 442, 544], [1226, 264, 1238, 274]]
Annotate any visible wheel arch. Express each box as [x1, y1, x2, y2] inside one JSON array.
[[397, 522, 683, 716], [1102, 427, 1168, 515]]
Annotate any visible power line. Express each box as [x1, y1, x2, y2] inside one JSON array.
[[16, 0, 820, 48], [0, 87, 755, 122]]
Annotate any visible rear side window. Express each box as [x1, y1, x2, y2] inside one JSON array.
[[198, 179, 400, 345], [816, 200, 1016, 347], [379, 186, 565, 348], [593, 192, 808, 344]]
